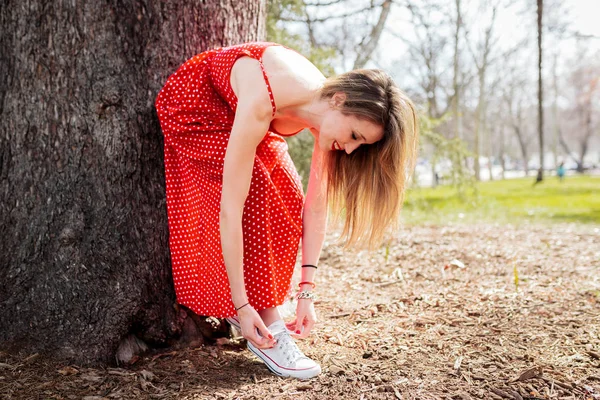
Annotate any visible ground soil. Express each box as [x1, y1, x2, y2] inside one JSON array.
[[1, 223, 599, 400]]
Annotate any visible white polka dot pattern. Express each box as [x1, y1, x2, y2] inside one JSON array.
[[155, 42, 304, 318]]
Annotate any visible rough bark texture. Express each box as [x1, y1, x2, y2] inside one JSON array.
[[0, 0, 266, 366]]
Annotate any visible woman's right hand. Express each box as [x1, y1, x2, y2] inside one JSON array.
[[237, 305, 276, 349]]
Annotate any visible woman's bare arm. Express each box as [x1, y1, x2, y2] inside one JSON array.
[[301, 138, 328, 280], [221, 57, 275, 347]]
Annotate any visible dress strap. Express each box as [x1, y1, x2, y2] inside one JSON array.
[[257, 60, 277, 117], [239, 46, 277, 117]]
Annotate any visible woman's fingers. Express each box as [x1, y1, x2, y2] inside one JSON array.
[[294, 318, 305, 336], [238, 308, 276, 349], [298, 319, 315, 339], [245, 326, 275, 349], [246, 330, 273, 349], [285, 319, 297, 330], [255, 318, 273, 338]]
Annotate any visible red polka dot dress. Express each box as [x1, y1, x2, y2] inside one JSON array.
[[155, 42, 304, 318]]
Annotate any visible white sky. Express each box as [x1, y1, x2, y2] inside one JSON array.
[[570, 0, 600, 37], [291, 0, 600, 86]]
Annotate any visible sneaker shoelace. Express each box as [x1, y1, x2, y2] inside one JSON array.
[[273, 330, 306, 367]]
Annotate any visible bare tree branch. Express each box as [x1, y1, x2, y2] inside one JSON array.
[[280, 3, 381, 22], [353, 0, 393, 69], [304, 0, 345, 6]]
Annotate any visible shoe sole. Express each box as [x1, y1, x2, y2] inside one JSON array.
[[247, 343, 286, 377], [247, 342, 321, 380]]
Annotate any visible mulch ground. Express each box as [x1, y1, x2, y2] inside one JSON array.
[[1, 223, 599, 400]]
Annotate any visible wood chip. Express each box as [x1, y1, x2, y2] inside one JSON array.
[[587, 350, 600, 360], [454, 356, 463, 372], [374, 279, 403, 287], [490, 387, 514, 399], [295, 383, 313, 391], [328, 312, 352, 318], [107, 368, 134, 376], [329, 365, 345, 375], [57, 366, 79, 376], [139, 370, 156, 381], [22, 353, 39, 364], [542, 377, 574, 391], [514, 366, 543, 382], [506, 389, 523, 400]]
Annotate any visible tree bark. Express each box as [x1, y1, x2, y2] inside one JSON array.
[[0, 0, 266, 366]]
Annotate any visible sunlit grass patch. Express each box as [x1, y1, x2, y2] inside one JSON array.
[[402, 175, 600, 225]]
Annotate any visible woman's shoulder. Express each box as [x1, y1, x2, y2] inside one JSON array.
[[259, 46, 326, 110], [229, 44, 325, 114]]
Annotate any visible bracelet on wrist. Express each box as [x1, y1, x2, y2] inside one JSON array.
[[296, 290, 317, 301], [301, 264, 318, 269], [298, 281, 316, 289], [235, 302, 250, 311]]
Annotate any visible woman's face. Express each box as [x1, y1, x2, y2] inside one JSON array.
[[318, 94, 384, 154]]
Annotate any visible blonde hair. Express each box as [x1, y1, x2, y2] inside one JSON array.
[[321, 69, 419, 248]]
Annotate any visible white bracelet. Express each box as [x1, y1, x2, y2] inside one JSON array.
[[297, 291, 317, 301]]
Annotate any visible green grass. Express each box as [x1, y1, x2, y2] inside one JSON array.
[[402, 175, 600, 225]]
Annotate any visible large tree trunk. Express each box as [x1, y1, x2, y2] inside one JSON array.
[[0, 0, 266, 366]]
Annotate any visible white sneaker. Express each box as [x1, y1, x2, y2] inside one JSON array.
[[247, 320, 321, 379]]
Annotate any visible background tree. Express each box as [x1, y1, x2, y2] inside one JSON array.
[[466, 3, 498, 181], [536, 0, 544, 181], [558, 49, 600, 172], [0, 0, 266, 366]]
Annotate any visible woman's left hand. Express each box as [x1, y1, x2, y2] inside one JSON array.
[[285, 299, 317, 339]]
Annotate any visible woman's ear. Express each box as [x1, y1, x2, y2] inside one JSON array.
[[329, 92, 346, 109]]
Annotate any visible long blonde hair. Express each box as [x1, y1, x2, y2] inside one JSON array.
[[321, 69, 419, 248]]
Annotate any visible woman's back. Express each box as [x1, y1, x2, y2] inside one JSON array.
[[155, 42, 306, 319]]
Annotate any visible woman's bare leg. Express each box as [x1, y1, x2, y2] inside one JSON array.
[[258, 306, 281, 328]]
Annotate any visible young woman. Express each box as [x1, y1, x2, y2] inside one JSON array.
[[155, 42, 418, 379]]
